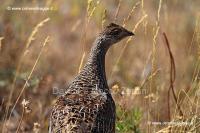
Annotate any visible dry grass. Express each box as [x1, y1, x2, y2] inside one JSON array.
[[0, 0, 200, 132]]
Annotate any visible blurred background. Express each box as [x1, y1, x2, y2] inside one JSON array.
[[0, 0, 200, 132]]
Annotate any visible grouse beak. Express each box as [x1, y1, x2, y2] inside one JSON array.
[[126, 30, 135, 36]]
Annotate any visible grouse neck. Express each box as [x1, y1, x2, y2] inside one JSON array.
[[84, 37, 110, 88]]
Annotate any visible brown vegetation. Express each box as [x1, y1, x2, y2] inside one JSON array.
[[0, 0, 200, 132]]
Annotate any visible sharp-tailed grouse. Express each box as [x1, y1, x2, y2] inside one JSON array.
[[50, 23, 134, 133]]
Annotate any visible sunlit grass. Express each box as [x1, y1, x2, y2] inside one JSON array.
[[0, 0, 199, 132]]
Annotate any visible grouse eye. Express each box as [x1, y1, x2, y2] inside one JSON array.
[[110, 28, 122, 35]]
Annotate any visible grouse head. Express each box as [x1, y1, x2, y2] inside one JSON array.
[[99, 23, 134, 46]]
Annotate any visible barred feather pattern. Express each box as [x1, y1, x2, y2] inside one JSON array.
[[50, 23, 134, 133]]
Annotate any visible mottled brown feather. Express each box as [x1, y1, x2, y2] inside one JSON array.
[[49, 23, 134, 133]]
